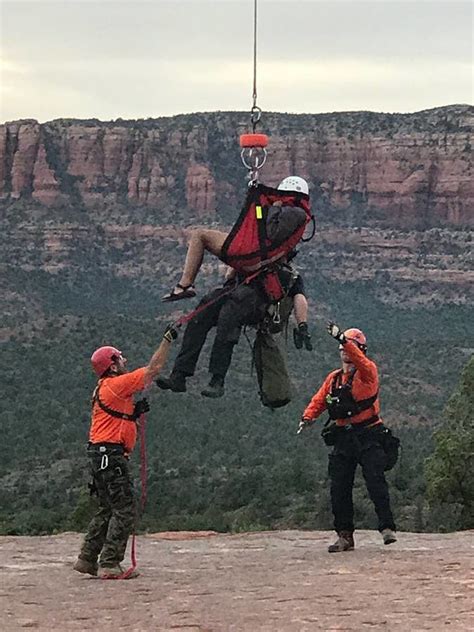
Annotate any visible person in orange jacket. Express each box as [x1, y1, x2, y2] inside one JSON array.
[[73, 324, 178, 579], [299, 322, 397, 553]]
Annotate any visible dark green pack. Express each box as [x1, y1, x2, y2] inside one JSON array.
[[253, 330, 293, 409]]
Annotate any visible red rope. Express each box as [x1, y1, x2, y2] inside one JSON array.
[[173, 271, 262, 330], [173, 284, 237, 329]]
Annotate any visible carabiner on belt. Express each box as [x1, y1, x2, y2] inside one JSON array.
[[100, 454, 109, 471]]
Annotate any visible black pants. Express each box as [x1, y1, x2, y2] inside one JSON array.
[[174, 284, 267, 379], [328, 428, 396, 534]]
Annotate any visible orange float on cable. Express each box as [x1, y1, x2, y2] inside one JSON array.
[[239, 133, 269, 148]]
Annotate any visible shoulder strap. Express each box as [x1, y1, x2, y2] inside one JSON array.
[[257, 202, 269, 264], [346, 369, 357, 388], [331, 369, 378, 411], [330, 369, 344, 393], [353, 391, 378, 411], [346, 370, 378, 411], [92, 381, 137, 422]]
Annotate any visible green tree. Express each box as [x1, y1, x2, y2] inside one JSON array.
[[425, 356, 474, 529]]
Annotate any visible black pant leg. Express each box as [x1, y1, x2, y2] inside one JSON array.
[[328, 445, 358, 534], [209, 285, 258, 379], [359, 442, 396, 532], [209, 285, 266, 379], [173, 289, 228, 376], [208, 298, 241, 378], [208, 338, 238, 379]]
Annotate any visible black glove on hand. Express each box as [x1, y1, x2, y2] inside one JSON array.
[[293, 322, 313, 351], [326, 321, 346, 344], [163, 323, 178, 342], [133, 398, 150, 418]]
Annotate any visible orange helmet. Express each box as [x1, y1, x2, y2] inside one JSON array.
[[91, 346, 121, 377], [343, 328, 367, 349]]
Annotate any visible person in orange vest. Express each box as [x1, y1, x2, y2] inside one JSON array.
[[299, 322, 397, 553], [73, 324, 178, 579]]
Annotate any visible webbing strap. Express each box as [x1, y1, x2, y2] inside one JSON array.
[[92, 383, 137, 422], [331, 369, 378, 412], [173, 261, 297, 331], [173, 283, 237, 328], [172, 267, 264, 330]]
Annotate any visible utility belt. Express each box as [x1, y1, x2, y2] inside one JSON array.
[[87, 442, 126, 471], [321, 417, 400, 471], [88, 441, 125, 454], [347, 415, 380, 430], [321, 415, 380, 446]]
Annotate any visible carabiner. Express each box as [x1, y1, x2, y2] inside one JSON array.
[[272, 302, 281, 325], [250, 105, 262, 131], [100, 454, 109, 471]]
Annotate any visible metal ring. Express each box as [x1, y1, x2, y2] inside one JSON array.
[[240, 147, 267, 171]]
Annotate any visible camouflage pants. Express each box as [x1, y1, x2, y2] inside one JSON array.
[[79, 452, 135, 568]]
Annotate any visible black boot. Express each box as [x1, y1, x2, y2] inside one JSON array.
[[328, 531, 355, 553], [201, 375, 225, 398], [156, 371, 187, 393]]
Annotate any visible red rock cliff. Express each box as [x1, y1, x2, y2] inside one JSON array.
[[0, 105, 472, 225]]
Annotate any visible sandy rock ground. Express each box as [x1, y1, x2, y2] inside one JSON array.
[[1, 530, 473, 631]]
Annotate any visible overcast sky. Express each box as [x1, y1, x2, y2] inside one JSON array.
[[0, 0, 472, 123]]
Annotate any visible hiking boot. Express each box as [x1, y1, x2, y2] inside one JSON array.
[[73, 557, 98, 576], [382, 528, 397, 545], [156, 371, 187, 393], [98, 565, 140, 580], [201, 375, 225, 398], [328, 531, 355, 553]]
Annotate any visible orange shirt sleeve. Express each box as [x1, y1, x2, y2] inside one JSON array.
[[303, 372, 336, 420], [344, 341, 378, 389], [107, 367, 147, 398]]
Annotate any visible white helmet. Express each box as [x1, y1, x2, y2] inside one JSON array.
[[277, 176, 309, 195]]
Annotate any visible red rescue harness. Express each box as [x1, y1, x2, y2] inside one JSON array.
[[220, 182, 313, 273]]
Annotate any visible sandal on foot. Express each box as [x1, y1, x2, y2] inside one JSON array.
[[162, 283, 196, 303]]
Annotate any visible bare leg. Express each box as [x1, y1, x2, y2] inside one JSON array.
[[179, 229, 227, 287], [163, 229, 228, 301]]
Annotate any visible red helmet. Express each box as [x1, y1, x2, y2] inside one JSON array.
[[343, 328, 367, 349], [91, 346, 121, 377]]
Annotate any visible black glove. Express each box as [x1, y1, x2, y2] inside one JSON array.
[[326, 321, 346, 344], [163, 323, 178, 342], [133, 398, 150, 418], [293, 322, 313, 351]]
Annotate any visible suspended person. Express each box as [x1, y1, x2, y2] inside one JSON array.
[[73, 324, 178, 580], [162, 176, 309, 302], [298, 322, 397, 553], [157, 252, 312, 398]]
